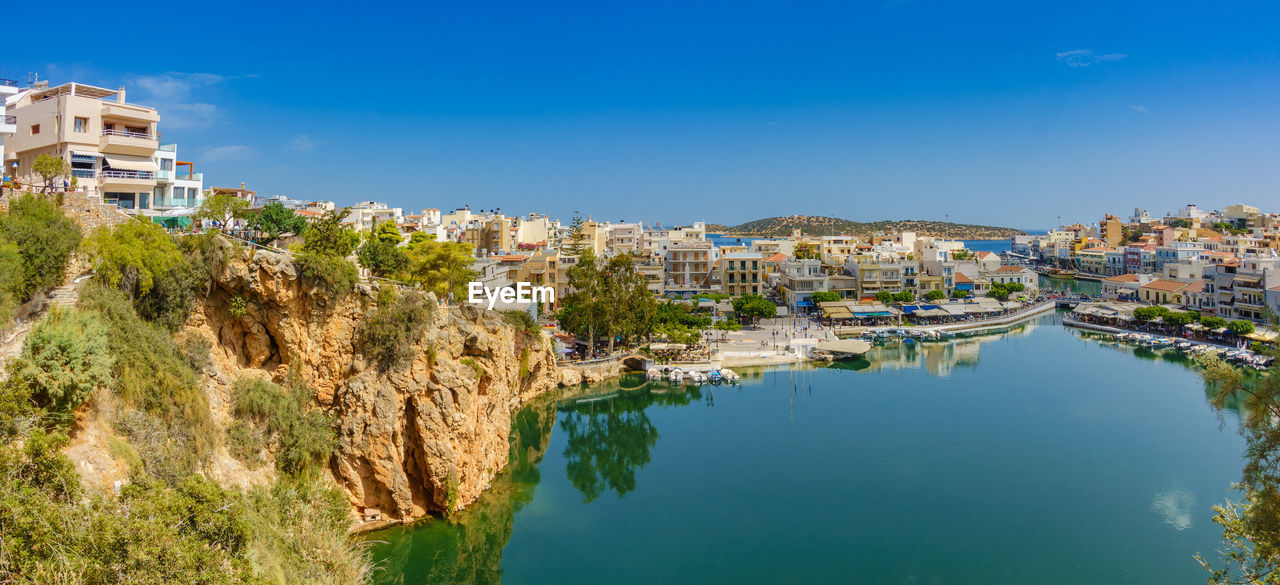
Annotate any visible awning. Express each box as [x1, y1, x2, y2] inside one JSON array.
[[1246, 330, 1279, 342], [102, 153, 158, 172]]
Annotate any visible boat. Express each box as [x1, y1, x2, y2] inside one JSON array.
[[1175, 342, 1192, 351], [669, 369, 684, 384], [688, 371, 707, 384], [721, 369, 741, 382], [646, 368, 662, 381], [707, 370, 724, 384]]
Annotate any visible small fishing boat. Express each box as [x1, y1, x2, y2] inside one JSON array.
[[646, 368, 662, 381], [669, 369, 684, 384], [720, 369, 741, 382], [707, 370, 724, 384]]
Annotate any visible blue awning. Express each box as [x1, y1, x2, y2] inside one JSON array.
[[796, 301, 813, 307]]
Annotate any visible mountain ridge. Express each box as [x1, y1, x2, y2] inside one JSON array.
[[705, 215, 1025, 239]]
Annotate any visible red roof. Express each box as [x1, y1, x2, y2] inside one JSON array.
[[977, 251, 995, 258], [955, 272, 973, 283], [1105, 273, 1139, 282], [996, 265, 1027, 272], [764, 253, 788, 263]]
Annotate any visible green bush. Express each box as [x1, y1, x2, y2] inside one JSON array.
[[231, 377, 336, 476], [810, 291, 841, 303], [0, 194, 81, 301], [9, 308, 113, 417], [83, 221, 182, 298], [360, 288, 433, 372], [78, 284, 215, 457], [295, 252, 359, 296], [924, 289, 946, 301]]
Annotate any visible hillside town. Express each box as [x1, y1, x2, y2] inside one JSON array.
[[3, 78, 1277, 347]]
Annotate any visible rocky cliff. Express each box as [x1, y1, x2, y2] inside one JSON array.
[[187, 241, 561, 523]]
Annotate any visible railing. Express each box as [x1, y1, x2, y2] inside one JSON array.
[[0, 79, 16, 87], [99, 170, 154, 180], [71, 169, 97, 179], [1, 115, 14, 125], [102, 128, 156, 140], [158, 144, 178, 152], [155, 170, 171, 180]]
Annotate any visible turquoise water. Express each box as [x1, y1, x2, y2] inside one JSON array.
[[368, 312, 1244, 584]]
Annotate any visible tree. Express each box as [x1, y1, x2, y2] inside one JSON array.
[[409, 231, 437, 246], [1164, 312, 1194, 328], [599, 254, 656, 352], [0, 193, 82, 300], [196, 193, 250, 229], [874, 291, 894, 304], [404, 238, 476, 301], [356, 238, 408, 278], [558, 247, 605, 351], [811, 291, 841, 303], [892, 290, 915, 303], [9, 308, 114, 416], [31, 154, 70, 193], [370, 220, 402, 245], [83, 221, 183, 297], [247, 201, 307, 241], [952, 289, 970, 299], [924, 289, 946, 301], [1196, 328, 1280, 584], [1228, 320, 1256, 336], [1171, 218, 1191, 229], [793, 242, 819, 260], [1202, 316, 1228, 330], [732, 294, 775, 324], [300, 208, 360, 257]]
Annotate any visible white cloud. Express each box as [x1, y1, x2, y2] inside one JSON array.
[[289, 134, 318, 151], [1131, 105, 1148, 112], [131, 72, 228, 129], [202, 145, 254, 162], [1056, 49, 1127, 67]]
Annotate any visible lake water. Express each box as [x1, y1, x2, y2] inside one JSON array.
[[368, 312, 1245, 584]]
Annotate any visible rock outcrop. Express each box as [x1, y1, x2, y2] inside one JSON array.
[[189, 241, 560, 522]]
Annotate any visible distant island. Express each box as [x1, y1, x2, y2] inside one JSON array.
[[706, 215, 1026, 240]]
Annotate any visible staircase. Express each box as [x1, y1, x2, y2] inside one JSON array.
[[0, 277, 88, 367]]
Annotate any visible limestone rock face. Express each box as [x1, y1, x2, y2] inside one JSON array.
[[195, 243, 560, 521]]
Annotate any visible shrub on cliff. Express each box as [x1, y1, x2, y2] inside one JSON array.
[[78, 284, 215, 459], [231, 377, 336, 476], [0, 193, 81, 301], [360, 288, 433, 372], [296, 252, 359, 296], [8, 308, 113, 417]]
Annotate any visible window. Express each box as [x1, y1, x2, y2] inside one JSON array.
[[74, 117, 89, 133], [30, 124, 39, 135], [160, 158, 173, 171]]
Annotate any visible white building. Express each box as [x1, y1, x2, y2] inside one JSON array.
[[150, 143, 204, 210], [0, 78, 17, 175]]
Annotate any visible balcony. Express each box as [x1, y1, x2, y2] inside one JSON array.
[[0, 115, 14, 133], [155, 169, 171, 181], [100, 129, 159, 156], [98, 169, 157, 190], [101, 102, 159, 123], [71, 169, 97, 179]]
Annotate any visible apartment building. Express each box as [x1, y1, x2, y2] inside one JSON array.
[[1202, 255, 1280, 323], [779, 259, 827, 311], [5, 82, 161, 207], [719, 252, 766, 297], [665, 240, 713, 293], [0, 78, 17, 172], [151, 144, 204, 210], [847, 260, 911, 300], [609, 222, 642, 255], [464, 215, 514, 256]]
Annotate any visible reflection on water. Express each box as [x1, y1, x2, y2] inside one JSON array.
[[368, 314, 1245, 585], [366, 394, 558, 585], [853, 315, 1052, 377], [1152, 484, 1196, 531]]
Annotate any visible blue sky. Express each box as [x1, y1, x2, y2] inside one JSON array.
[[6, 0, 1279, 228]]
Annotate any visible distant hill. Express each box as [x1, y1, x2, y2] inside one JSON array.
[[707, 216, 1025, 240]]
